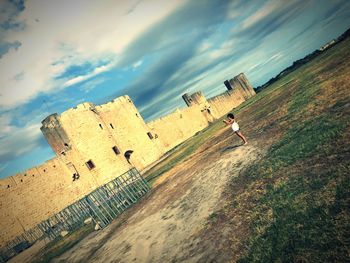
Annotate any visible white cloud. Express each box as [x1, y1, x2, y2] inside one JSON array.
[[0, 0, 185, 108], [80, 77, 107, 93], [0, 122, 42, 160], [132, 60, 143, 70], [247, 52, 284, 72], [0, 112, 14, 134], [240, 0, 309, 31], [242, 0, 284, 29], [0, 107, 52, 164], [197, 41, 212, 53], [208, 41, 240, 61], [62, 62, 114, 88]]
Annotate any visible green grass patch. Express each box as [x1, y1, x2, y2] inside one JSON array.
[[266, 113, 345, 170], [237, 162, 350, 263], [231, 38, 350, 261], [242, 111, 347, 186], [234, 93, 349, 262], [235, 128, 349, 262], [287, 76, 320, 115]]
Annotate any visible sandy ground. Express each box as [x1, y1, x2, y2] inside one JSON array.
[[48, 131, 260, 263], [10, 129, 260, 263]]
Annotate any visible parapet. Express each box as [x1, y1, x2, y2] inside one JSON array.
[[182, 91, 208, 107], [41, 113, 60, 126], [190, 91, 206, 104]]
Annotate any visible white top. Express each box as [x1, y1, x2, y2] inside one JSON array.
[[231, 122, 239, 132]]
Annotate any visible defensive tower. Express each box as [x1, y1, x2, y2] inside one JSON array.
[[224, 73, 256, 100]]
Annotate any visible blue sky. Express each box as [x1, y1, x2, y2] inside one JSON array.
[[0, 0, 350, 178]]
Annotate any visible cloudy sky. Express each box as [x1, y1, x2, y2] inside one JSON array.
[[0, 0, 350, 178]]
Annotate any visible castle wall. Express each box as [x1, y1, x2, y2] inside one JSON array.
[[0, 158, 90, 245], [208, 89, 246, 117], [189, 91, 208, 107], [228, 73, 256, 100], [236, 73, 256, 97], [0, 97, 165, 245], [0, 72, 256, 246], [182, 91, 217, 122], [147, 105, 209, 152]]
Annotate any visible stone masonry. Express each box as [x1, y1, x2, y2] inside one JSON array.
[[0, 73, 255, 245]]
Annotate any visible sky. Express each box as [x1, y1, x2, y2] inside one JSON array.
[[0, 0, 350, 178]]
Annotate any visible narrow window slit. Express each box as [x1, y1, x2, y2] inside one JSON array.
[[147, 132, 153, 139], [86, 160, 96, 170], [112, 146, 120, 155]]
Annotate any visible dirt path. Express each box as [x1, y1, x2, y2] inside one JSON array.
[[52, 134, 260, 263]]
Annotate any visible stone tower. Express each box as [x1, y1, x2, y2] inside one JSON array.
[[182, 93, 193, 107], [182, 91, 216, 122], [233, 73, 256, 98], [224, 73, 256, 100], [41, 113, 71, 156], [40, 96, 164, 186]]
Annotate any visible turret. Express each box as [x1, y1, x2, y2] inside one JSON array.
[[189, 91, 207, 106], [40, 113, 71, 156], [182, 93, 193, 107], [182, 91, 208, 107], [181, 91, 216, 121], [233, 73, 255, 98], [224, 73, 256, 100]]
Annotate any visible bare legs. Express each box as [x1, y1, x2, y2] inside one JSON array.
[[235, 131, 248, 145]]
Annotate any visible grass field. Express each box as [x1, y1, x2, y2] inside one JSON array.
[[227, 38, 350, 262], [29, 37, 350, 262], [146, 37, 350, 261]]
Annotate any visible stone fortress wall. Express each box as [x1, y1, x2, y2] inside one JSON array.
[[0, 73, 255, 245]]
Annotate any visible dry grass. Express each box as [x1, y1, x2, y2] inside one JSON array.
[[223, 38, 350, 262], [137, 38, 350, 262], [31, 37, 350, 263]]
